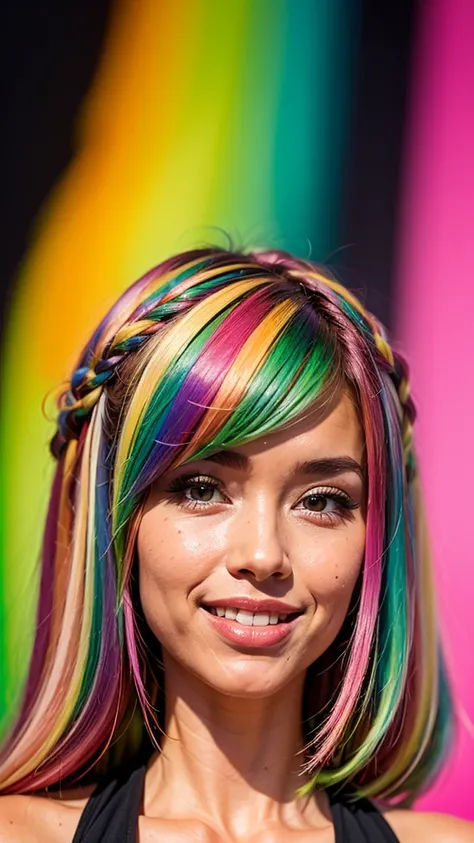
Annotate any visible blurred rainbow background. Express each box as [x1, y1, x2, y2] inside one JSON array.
[[1, 0, 473, 817]]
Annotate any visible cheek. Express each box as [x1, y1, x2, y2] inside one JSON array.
[[294, 525, 365, 665], [136, 511, 186, 638], [135, 508, 220, 640], [302, 524, 365, 617]]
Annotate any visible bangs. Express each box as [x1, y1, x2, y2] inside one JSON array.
[[113, 278, 344, 514]]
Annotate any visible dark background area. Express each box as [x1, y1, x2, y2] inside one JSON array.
[[1, 0, 113, 329], [1, 0, 417, 331]]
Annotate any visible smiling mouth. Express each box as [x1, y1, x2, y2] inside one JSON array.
[[201, 605, 302, 648], [202, 606, 301, 627]]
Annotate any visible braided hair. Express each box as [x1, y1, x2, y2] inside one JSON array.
[[52, 248, 416, 479]]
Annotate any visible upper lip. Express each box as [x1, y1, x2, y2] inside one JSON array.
[[201, 597, 303, 614]]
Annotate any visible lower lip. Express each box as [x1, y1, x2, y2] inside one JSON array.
[[202, 609, 300, 648]]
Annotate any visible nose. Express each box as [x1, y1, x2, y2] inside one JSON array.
[[225, 501, 292, 582]]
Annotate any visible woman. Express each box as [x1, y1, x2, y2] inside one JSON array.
[[0, 248, 472, 842]]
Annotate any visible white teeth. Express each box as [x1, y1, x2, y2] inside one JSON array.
[[208, 606, 295, 625], [252, 613, 270, 626], [235, 609, 254, 626]]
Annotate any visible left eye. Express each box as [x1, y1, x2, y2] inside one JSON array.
[[293, 487, 359, 523], [297, 493, 338, 513]]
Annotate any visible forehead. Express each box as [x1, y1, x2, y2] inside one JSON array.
[[232, 391, 365, 466]]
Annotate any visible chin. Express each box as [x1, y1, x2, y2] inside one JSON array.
[[182, 652, 305, 700]]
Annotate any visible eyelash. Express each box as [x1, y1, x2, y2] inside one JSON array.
[[165, 474, 359, 525]]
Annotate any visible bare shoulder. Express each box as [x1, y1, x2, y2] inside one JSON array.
[[382, 807, 474, 843], [0, 787, 92, 843]]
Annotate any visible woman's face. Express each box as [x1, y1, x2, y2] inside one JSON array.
[[137, 391, 366, 698]]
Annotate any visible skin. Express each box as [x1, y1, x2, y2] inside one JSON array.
[[136, 390, 366, 839], [0, 392, 473, 842]]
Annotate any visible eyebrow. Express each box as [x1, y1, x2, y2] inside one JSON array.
[[203, 450, 365, 481]]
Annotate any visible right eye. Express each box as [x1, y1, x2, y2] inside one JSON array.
[[166, 475, 228, 509]]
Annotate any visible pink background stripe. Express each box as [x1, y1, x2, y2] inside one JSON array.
[[396, 0, 474, 818]]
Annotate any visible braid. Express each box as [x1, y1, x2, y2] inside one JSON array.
[[49, 255, 273, 459], [361, 311, 416, 469], [389, 349, 417, 479], [50, 299, 189, 459], [347, 307, 416, 479], [354, 311, 417, 480]]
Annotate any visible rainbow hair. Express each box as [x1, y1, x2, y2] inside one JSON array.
[[0, 248, 453, 804]]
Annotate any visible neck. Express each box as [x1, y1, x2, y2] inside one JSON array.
[[144, 653, 330, 836]]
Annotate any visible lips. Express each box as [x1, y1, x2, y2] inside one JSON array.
[[202, 596, 302, 614], [200, 597, 304, 648]]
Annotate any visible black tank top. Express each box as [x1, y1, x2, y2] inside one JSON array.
[[71, 764, 400, 842]]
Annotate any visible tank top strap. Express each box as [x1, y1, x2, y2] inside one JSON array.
[[329, 791, 400, 842], [72, 764, 146, 843]]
